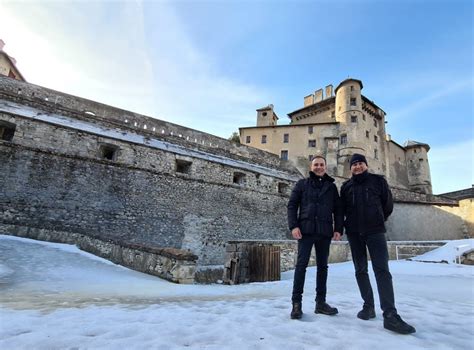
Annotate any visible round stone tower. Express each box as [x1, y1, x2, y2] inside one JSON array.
[[334, 78, 366, 177], [405, 141, 432, 194]]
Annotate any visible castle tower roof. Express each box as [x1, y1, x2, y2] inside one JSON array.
[[404, 140, 430, 152]]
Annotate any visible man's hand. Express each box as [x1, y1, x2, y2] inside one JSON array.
[[332, 231, 342, 241], [291, 227, 302, 240]]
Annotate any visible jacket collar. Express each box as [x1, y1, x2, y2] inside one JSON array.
[[308, 171, 335, 183]]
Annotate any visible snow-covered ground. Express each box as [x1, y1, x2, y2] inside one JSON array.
[[0, 235, 473, 350]]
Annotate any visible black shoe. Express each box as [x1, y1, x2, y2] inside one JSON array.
[[290, 302, 303, 319], [384, 313, 416, 334], [357, 306, 376, 320], [315, 302, 338, 316]]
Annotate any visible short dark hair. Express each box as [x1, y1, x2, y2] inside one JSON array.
[[311, 155, 326, 164]]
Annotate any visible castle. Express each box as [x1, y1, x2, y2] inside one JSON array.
[[0, 41, 471, 285], [240, 79, 432, 194]]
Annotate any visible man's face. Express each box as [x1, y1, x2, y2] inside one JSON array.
[[350, 161, 368, 175], [311, 157, 327, 177]]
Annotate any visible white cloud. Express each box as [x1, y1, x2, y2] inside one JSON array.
[[429, 139, 473, 194], [0, 1, 267, 138]]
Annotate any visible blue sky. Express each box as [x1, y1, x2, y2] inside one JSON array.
[[0, 0, 472, 194]]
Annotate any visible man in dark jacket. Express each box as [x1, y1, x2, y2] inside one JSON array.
[[287, 155, 343, 319], [341, 153, 416, 334]]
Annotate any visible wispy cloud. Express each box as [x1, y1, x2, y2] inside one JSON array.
[[0, 2, 268, 138], [389, 78, 473, 120]]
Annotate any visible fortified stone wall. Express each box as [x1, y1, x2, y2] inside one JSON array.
[[0, 76, 294, 172], [0, 76, 468, 284]]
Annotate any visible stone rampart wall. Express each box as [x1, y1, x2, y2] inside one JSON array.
[[0, 76, 296, 172]]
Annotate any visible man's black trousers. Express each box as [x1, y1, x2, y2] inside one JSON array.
[[292, 235, 331, 303], [346, 232, 397, 316]]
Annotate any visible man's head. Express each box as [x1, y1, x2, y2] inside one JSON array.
[[350, 153, 368, 175], [310, 155, 327, 177]]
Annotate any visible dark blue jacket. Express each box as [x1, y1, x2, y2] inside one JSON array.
[[287, 172, 343, 237], [340, 171, 393, 235]]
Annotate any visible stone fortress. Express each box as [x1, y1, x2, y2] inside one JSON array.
[[0, 52, 471, 283], [240, 79, 432, 194]]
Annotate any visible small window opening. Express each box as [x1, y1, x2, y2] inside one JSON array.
[[308, 139, 316, 148], [278, 182, 289, 195], [350, 98, 356, 106], [366, 130, 369, 138], [261, 135, 267, 144], [281, 150, 288, 160], [176, 159, 192, 174], [246, 135, 251, 143], [374, 135, 378, 142], [351, 115, 357, 123], [340, 134, 347, 145], [99, 144, 118, 161], [374, 149, 378, 159], [283, 133, 289, 143], [233, 172, 246, 185], [308, 126, 314, 134], [0, 121, 16, 142]]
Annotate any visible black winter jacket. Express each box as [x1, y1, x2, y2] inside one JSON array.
[[287, 172, 343, 237], [340, 171, 393, 235]]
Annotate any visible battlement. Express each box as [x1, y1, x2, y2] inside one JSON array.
[[0, 76, 297, 175]]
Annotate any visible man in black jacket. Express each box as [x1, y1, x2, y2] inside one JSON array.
[[341, 153, 416, 334], [287, 155, 343, 319]]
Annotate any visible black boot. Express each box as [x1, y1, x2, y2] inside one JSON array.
[[315, 302, 338, 315], [384, 312, 416, 334], [357, 305, 376, 320], [290, 302, 303, 319]]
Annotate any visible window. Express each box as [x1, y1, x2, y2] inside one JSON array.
[[419, 158, 424, 162], [350, 98, 356, 106], [351, 115, 357, 123], [363, 114, 366, 121], [331, 111, 335, 118], [176, 159, 192, 174], [278, 182, 290, 195], [414, 149, 417, 153], [0, 121, 16, 141], [261, 135, 267, 144], [366, 130, 370, 138], [308, 139, 316, 148], [350, 85, 354, 91], [374, 149, 378, 159], [308, 126, 314, 134], [374, 119, 378, 127], [283, 133, 289, 143], [280, 150, 288, 160], [262, 112, 267, 117], [99, 144, 118, 161], [233, 172, 246, 185], [246, 135, 251, 144], [340, 134, 347, 145], [308, 154, 313, 161], [374, 135, 378, 142]]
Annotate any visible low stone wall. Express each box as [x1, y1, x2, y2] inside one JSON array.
[[222, 239, 447, 283], [0, 224, 197, 284]]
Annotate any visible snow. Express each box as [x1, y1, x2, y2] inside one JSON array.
[[410, 239, 474, 264], [1, 235, 473, 350]]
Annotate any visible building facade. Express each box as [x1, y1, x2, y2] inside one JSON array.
[[0, 40, 25, 82], [239, 78, 433, 194]]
